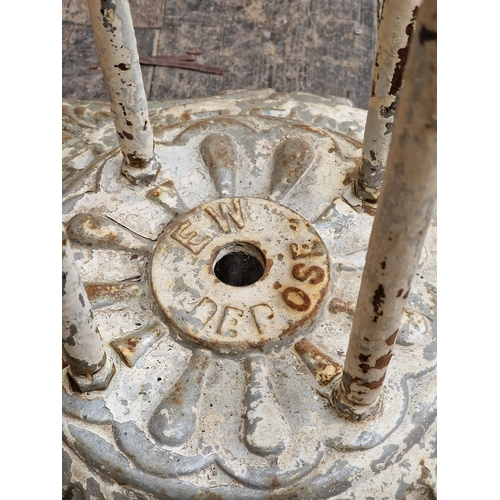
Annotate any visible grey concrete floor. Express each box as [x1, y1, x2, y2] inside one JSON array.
[[62, 0, 377, 109]]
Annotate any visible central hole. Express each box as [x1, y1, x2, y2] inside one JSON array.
[[214, 242, 265, 287]]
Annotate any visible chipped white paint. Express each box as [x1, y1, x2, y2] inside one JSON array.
[[151, 197, 330, 354], [334, 0, 437, 420], [62, 90, 436, 498], [244, 357, 291, 455], [86, 0, 159, 183], [62, 228, 115, 391], [357, 0, 423, 202]]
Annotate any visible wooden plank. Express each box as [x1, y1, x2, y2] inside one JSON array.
[[150, 0, 376, 108], [62, 24, 106, 100], [63, 0, 377, 109], [62, 0, 164, 27], [63, 24, 157, 101]]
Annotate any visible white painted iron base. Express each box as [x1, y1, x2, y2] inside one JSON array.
[[62, 90, 436, 500]]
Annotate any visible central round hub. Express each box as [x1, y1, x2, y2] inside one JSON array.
[[151, 197, 330, 353], [214, 242, 265, 287]]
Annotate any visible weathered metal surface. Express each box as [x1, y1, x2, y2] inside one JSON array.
[[86, 0, 159, 183], [62, 227, 115, 391], [152, 197, 330, 354], [332, 0, 437, 421], [62, 91, 436, 499], [294, 338, 342, 386], [357, 0, 422, 203]]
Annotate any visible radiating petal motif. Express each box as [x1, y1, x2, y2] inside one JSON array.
[[270, 137, 316, 200], [84, 282, 146, 309], [200, 133, 238, 197], [66, 213, 153, 253], [113, 421, 216, 476], [62, 388, 113, 424], [111, 322, 167, 367], [63, 110, 436, 498], [294, 338, 342, 386], [243, 355, 291, 456], [149, 349, 212, 446], [147, 179, 189, 216]]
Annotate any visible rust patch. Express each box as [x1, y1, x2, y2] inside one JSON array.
[[397, 289, 403, 297], [374, 351, 393, 370], [200, 133, 237, 174], [273, 281, 282, 290], [403, 290, 410, 299], [126, 152, 149, 168], [329, 298, 355, 316], [294, 338, 342, 385], [276, 257, 330, 343], [362, 373, 387, 390], [292, 263, 325, 285], [343, 168, 357, 186], [372, 284, 385, 322], [361, 203, 377, 216], [389, 7, 419, 96], [114, 344, 136, 365], [85, 283, 142, 303], [385, 330, 398, 346], [168, 384, 184, 407], [126, 337, 139, 350], [282, 287, 311, 312]]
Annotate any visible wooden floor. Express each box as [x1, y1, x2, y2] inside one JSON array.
[[62, 0, 377, 110]]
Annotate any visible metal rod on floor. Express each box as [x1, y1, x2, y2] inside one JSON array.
[[357, 0, 422, 203], [332, 0, 436, 421], [86, 0, 159, 184], [62, 227, 115, 391]]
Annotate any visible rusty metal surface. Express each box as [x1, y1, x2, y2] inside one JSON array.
[[62, 227, 115, 391], [86, 0, 159, 182], [62, 92, 436, 499], [152, 197, 330, 354], [332, 0, 436, 421]]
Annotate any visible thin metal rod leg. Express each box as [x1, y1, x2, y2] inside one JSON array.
[[86, 0, 160, 184], [357, 0, 422, 203], [332, 0, 436, 420], [62, 228, 115, 391]]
